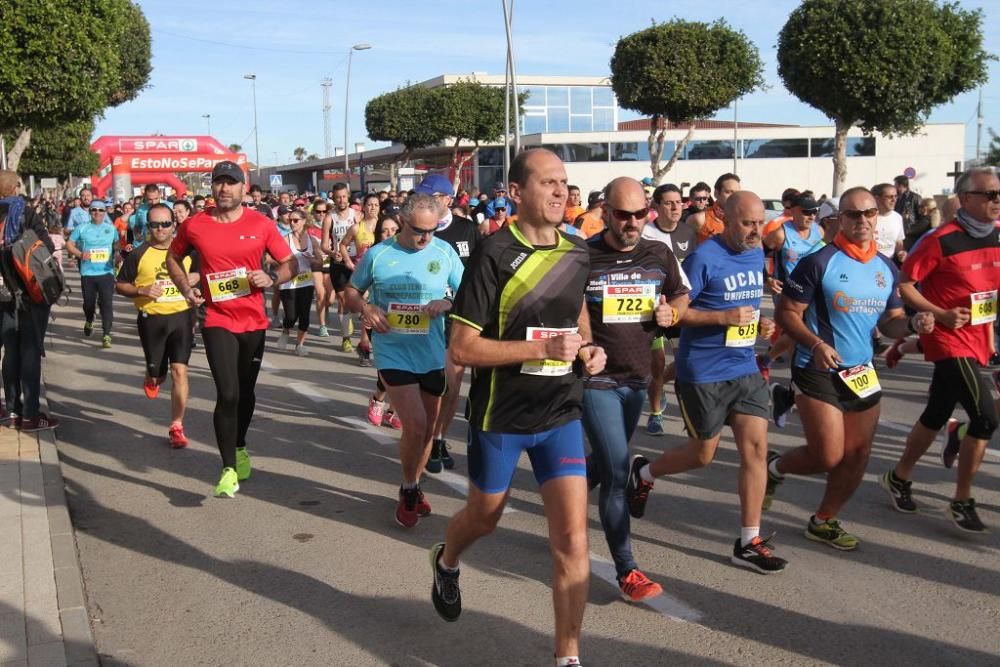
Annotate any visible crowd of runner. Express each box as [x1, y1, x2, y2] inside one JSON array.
[[2, 152, 998, 667]]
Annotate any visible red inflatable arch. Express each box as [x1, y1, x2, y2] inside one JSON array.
[[89, 135, 247, 200]]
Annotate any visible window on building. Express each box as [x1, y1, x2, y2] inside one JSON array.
[[548, 107, 570, 133], [685, 140, 735, 160], [742, 138, 809, 159], [593, 86, 615, 108], [570, 115, 593, 132], [547, 86, 569, 107], [477, 147, 504, 166], [612, 141, 679, 162], [593, 107, 615, 131], [523, 114, 546, 135], [811, 136, 877, 157], [522, 86, 546, 109], [570, 87, 592, 115], [542, 143, 609, 162]]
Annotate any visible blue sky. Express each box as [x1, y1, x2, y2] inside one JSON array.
[[96, 0, 999, 166]]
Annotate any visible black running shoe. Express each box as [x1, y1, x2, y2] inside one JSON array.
[[426, 439, 444, 474], [430, 543, 462, 621], [440, 441, 455, 470], [626, 455, 654, 519], [880, 470, 917, 513], [770, 383, 795, 429], [947, 499, 987, 533], [730, 535, 787, 574]]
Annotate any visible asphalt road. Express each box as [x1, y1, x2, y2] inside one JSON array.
[[43, 267, 1000, 666]]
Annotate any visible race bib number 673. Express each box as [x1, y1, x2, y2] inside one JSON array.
[[724, 310, 760, 348]]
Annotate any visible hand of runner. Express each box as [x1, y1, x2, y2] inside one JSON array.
[[937, 306, 971, 329], [423, 299, 452, 319], [247, 269, 272, 289], [654, 295, 676, 328], [544, 332, 583, 362], [912, 311, 934, 334], [124, 244, 133, 252], [725, 306, 758, 327], [579, 344, 606, 376], [896, 250, 908, 263], [143, 283, 164, 299], [184, 288, 205, 308], [766, 277, 783, 295], [362, 304, 390, 333], [81, 251, 91, 261], [811, 342, 842, 371], [759, 316, 776, 340]]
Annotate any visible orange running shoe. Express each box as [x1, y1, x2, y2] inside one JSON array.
[[168, 423, 188, 449], [144, 377, 160, 399], [619, 569, 663, 602]]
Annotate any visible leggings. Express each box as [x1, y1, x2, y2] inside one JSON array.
[[202, 327, 266, 469], [918, 357, 999, 440], [81, 274, 115, 335], [581, 385, 646, 579], [279, 285, 314, 332], [1, 303, 51, 419]]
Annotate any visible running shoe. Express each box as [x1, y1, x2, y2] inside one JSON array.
[[277, 331, 289, 350], [730, 535, 787, 574], [235, 447, 252, 481], [646, 413, 665, 436], [4, 413, 21, 430], [295, 343, 308, 357], [341, 337, 354, 353], [384, 411, 402, 430], [770, 383, 795, 429], [879, 470, 916, 513], [947, 498, 987, 533], [429, 542, 462, 622], [618, 569, 663, 602], [83, 321, 93, 337], [20, 413, 59, 432], [885, 338, 905, 369], [755, 354, 771, 383], [318, 325, 330, 338], [415, 485, 431, 517], [441, 441, 455, 470], [805, 517, 859, 550], [942, 419, 963, 469], [213, 467, 239, 498], [426, 439, 445, 474], [762, 451, 783, 511], [396, 486, 420, 528], [367, 397, 385, 426], [102, 334, 112, 349], [357, 343, 372, 367], [626, 455, 654, 519], [143, 377, 160, 400], [168, 424, 188, 449]]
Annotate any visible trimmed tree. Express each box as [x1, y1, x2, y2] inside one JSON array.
[[610, 20, 764, 185], [778, 0, 992, 195], [365, 85, 445, 190]]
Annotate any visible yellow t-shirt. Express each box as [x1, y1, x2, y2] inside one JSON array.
[[116, 245, 194, 316]]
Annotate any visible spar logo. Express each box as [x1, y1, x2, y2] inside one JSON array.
[[119, 138, 199, 152]]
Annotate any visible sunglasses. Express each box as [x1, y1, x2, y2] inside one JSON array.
[[89, 208, 106, 213], [610, 207, 649, 221], [967, 190, 1000, 202], [289, 218, 305, 223], [841, 208, 879, 220], [802, 208, 819, 216], [691, 196, 709, 202], [148, 222, 173, 230], [313, 209, 328, 214], [406, 222, 436, 238]]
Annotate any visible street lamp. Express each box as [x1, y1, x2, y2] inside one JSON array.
[[344, 43, 371, 189], [244, 73, 259, 180], [201, 114, 211, 136]]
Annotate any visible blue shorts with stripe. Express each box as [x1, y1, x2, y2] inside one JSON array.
[[467, 420, 585, 494]]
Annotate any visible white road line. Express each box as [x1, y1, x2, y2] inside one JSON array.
[[589, 555, 703, 623], [260, 358, 277, 371], [883, 420, 999, 458], [289, 381, 330, 404]]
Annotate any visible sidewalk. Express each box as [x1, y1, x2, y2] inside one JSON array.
[[0, 392, 98, 666]]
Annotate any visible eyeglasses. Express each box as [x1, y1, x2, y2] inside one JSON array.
[[289, 218, 305, 223], [802, 208, 819, 216], [89, 208, 105, 213], [406, 222, 436, 237], [691, 196, 709, 202], [313, 209, 328, 214], [610, 207, 649, 221], [841, 208, 879, 220], [966, 190, 1000, 202], [148, 222, 173, 230]]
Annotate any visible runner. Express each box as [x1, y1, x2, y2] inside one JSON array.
[[626, 191, 788, 574], [429, 148, 605, 667], [344, 193, 463, 527], [689, 173, 740, 244], [321, 182, 359, 352], [365, 214, 403, 431], [129, 184, 172, 249], [115, 203, 200, 448], [64, 188, 93, 234], [166, 160, 295, 498], [881, 167, 1000, 533], [764, 186, 934, 549], [339, 193, 380, 365], [583, 177, 689, 601], [66, 200, 119, 349], [308, 199, 334, 337], [277, 210, 323, 356]]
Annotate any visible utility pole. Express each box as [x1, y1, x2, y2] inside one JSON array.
[[321, 78, 333, 158], [976, 87, 983, 165]]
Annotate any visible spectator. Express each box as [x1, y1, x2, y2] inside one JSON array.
[[894, 175, 921, 238]]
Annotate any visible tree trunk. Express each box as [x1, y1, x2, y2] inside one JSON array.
[[389, 162, 398, 192], [647, 115, 661, 183], [451, 144, 478, 193], [6, 128, 32, 172], [832, 119, 849, 197], [654, 123, 695, 185]]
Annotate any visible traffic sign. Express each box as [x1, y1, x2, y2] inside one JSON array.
[[269, 174, 283, 188], [903, 166, 916, 179]]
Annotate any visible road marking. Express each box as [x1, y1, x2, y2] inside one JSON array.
[[289, 381, 329, 404], [260, 358, 277, 371], [883, 420, 999, 458], [589, 555, 704, 623]]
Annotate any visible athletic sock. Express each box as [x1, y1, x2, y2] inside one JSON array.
[[639, 464, 656, 484], [768, 456, 784, 479], [437, 554, 459, 573], [170, 420, 182, 428], [402, 480, 418, 490], [813, 514, 831, 525], [340, 312, 350, 334], [740, 526, 760, 547], [555, 657, 581, 667], [650, 410, 662, 417]]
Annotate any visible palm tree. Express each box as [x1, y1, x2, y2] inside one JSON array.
[[293, 147, 307, 162], [227, 143, 242, 153]]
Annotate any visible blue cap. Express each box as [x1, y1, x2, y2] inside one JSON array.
[[89, 200, 107, 211], [414, 173, 454, 197], [493, 197, 508, 210]]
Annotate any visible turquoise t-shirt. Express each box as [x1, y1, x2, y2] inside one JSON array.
[[70, 221, 118, 276]]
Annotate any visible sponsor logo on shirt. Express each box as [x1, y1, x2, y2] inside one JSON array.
[[510, 252, 528, 271], [427, 260, 441, 275], [832, 292, 886, 314], [723, 270, 764, 301], [456, 241, 469, 257]]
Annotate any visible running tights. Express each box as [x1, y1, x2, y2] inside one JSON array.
[[202, 327, 266, 468], [81, 274, 115, 336], [279, 286, 314, 332]]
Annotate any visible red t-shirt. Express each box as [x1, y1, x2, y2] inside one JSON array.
[[169, 208, 292, 333], [902, 219, 1000, 365]]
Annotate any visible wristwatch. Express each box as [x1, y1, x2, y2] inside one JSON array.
[[267, 269, 279, 284]]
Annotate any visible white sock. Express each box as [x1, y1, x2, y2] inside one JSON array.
[[555, 657, 581, 667], [639, 464, 656, 484], [402, 480, 418, 490], [768, 457, 784, 479], [438, 555, 459, 573], [740, 526, 760, 547]]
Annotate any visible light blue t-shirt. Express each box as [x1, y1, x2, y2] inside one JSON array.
[[350, 237, 464, 374], [69, 221, 118, 276], [65, 206, 90, 232]]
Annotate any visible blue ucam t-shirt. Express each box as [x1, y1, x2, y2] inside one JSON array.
[[785, 243, 902, 369], [676, 235, 765, 383]]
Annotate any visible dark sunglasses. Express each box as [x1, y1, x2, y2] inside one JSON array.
[[289, 217, 305, 223], [967, 190, 1000, 202], [841, 208, 879, 220], [313, 209, 328, 214], [89, 208, 105, 213], [610, 207, 649, 221], [691, 196, 709, 202], [148, 222, 173, 230], [802, 208, 819, 216], [406, 222, 436, 237]]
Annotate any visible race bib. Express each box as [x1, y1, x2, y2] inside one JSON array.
[[88, 248, 110, 263], [388, 302, 429, 335], [153, 279, 184, 303], [602, 284, 655, 324], [521, 326, 577, 376], [206, 268, 251, 302], [724, 310, 760, 348], [970, 290, 997, 326], [292, 272, 312, 286], [838, 363, 881, 398]]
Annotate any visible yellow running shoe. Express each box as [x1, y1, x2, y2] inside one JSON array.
[[236, 448, 252, 481], [214, 467, 239, 498]]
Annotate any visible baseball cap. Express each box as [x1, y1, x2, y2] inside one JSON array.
[[89, 200, 107, 211], [493, 197, 508, 210], [494, 181, 506, 192], [277, 204, 293, 215], [414, 173, 455, 197], [588, 190, 605, 207], [211, 160, 245, 183], [793, 194, 819, 211], [293, 198, 306, 207], [818, 196, 840, 220]]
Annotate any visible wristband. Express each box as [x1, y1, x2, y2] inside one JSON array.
[[809, 339, 825, 354], [670, 306, 679, 326], [267, 269, 279, 284], [907, 316, 917, 334]]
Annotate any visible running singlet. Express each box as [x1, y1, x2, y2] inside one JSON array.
[[777, 221, 824, 282], [69, 222, 117, 276], [583, 236, 688, 389], [169, 208, 291, 333], [451, 224, 590, 433], [436, 214, 481, 265], [280, 232, 317, 291], [350, 237, 463, 374], [784, 243, 902, 369], [117, 245, 196, 315], [353, 222, 376, 260], [329, 209, 357, 261], [676, 235, 764, 383], [901, 220, 1000, 365], [696, 205, 725, 243]]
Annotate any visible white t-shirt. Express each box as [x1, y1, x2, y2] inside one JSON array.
[[875, 211, 905, 258]]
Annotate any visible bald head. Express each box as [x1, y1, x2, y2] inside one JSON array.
[[724, 191, 764, 223], [602, 177, 649, 250], [604, 177, 645, 204], [722, 191, 765, 252]]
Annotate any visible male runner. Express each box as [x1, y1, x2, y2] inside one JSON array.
[[166, 161, 294, 498], [322, 182, 359, 352], [64, 188, 92, 234], [66, 199, 119, 348], [429, 148, 606, 667], [689, 173, 740, 244], [129, 183, 172, 249], [116, 204, 200, 447], [345, 193, 463, 527], [583, 177, 689, 601], [766, 187, 934, 549], [308, 199, 334, 336], [627, 191, 788, 574]]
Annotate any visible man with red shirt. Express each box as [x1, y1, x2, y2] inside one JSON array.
[[166, 161, 295, 498], [881, 167, 1000, 533]]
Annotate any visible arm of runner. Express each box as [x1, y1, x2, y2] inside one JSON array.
[[776, 297, 841, 370], [898, 278, 970, 329], [448, 321, 583, 367], [320, 216, 336, 259], [249, 255, 295, 288], [166, 251, 204, 307], [340, 225, 357, 271], [679, 305, 755, 328], [878, 308, 934, 339], [344, 286, 390, 333], [65, 238, 84, 260], [575, 301, 606, 376]]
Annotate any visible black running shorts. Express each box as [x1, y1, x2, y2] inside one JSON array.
[[137, 309, 195, 378]]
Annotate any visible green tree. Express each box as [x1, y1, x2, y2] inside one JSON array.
[[365, 85, 446, 190], [306, 153, 319, 161], [227, 143, 243, 153], [778, 0, 992, 195], [293, 147, 307, 162], [6, 119, 100, 179], [610, 20, 764, 184], [0, 0, 151, 170], [984, 129, 1000, 167]]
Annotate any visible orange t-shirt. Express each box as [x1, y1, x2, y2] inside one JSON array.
[[697, 205, 725, 243], [564, 205, 585, 225], [762, 212, 792, 239], [576, 210, 605, 238]]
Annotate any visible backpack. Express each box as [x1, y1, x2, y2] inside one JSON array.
[[2, 228, 66, 305]]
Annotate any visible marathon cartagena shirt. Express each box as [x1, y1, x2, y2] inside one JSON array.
[[901, 219, 1000, 366], [451, 223, 590, 433], [785, 243, 901, 369], [583, 236, 687, 389], [169, 208, 291, 333], [350, 236, 463, 374], [676, 235, 764, 383], [116, 245, 196, 315]]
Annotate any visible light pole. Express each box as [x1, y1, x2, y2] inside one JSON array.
[[201, 114, 211, 136], [244, 74, 259, 180], [344, 43, 371, 189]]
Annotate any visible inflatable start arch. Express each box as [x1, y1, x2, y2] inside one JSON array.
[[89, 135, 248, 200]]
